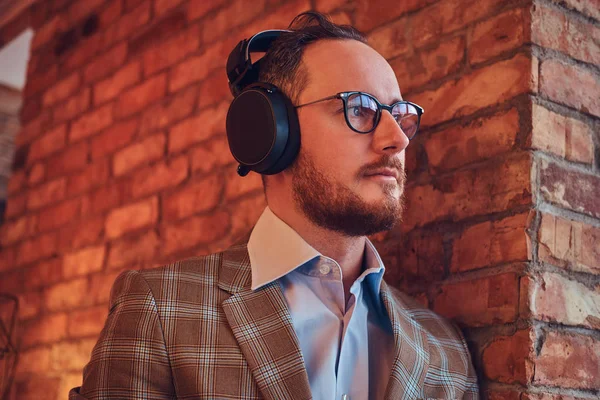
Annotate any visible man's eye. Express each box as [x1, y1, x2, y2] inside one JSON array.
[[350, 106, 362, 116]]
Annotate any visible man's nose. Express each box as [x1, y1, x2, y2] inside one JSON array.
[[371, 111, 410, 154]]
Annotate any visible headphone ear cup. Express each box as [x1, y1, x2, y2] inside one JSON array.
[[226, 85, 299, 175], [261, 91, 300, 175]]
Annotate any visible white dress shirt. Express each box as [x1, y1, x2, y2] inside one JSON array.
[[247, 207, 395, 400]]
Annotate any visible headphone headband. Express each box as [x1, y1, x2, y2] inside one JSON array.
[[226, 29, 292, 96]]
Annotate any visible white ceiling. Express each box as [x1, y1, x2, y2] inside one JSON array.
[[0, 28, 32, 91]]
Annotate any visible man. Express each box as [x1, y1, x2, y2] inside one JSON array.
[[71, 11, 479, 400]]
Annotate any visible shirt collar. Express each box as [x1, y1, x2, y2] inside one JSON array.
[[247, 206, 386, 291]]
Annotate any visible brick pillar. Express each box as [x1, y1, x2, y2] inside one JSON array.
[[362, 0, 599, 398], [0, 0, 597, 399]]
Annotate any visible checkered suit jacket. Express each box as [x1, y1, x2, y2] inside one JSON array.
[[69, 240, 479, 399]]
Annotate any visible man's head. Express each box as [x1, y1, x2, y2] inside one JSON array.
[[256, 12, 413, 237]]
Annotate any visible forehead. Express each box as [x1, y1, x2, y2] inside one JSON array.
[[299, 39, 401, 104]]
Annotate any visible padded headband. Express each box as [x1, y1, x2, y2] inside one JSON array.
[[226, 29, 292, 96]]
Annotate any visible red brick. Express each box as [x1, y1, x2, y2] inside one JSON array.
[[105, 196, 159, 239], [130, 156, 189, 199], [50, 338, 96, 371], [84, 43, 129, 83], [540, 59, 600, 118], [5, 192, 27, 219], [139, 85, 198, 135], [534, 332, 600, 389], [190, 135, 233, 174], [108, 230, 159, 269], [102, 2, 151, 48], [0, 215, 37, 246], [142, 25, 200, 77], [16, 347, 51, 374], [28, 163, 45, 186], [197, 70, 232, 108], [168, 102, 228, 154], [115, 73, 167, 118], [355, 0, 436, 32], [7, 169, 26, 195], [89, 270, 122, 304], [94, 61, 142, 105], [52, 86, 91, 124], [225, 165, 264, 200], [391, 35, 465, 94], [412, 54, 537, 127], [42, 72, 81, 106], [403, 153, 532, 229], [0, 246, 17, 273], [469, 8, 529, 65], [70, 103, 114, 142], [0, 268, 24, 294], [38, 198, 82, 232], [168, 42, 224, 93], [17, 290, 44, 319], [482, 329, 534, 384], [45, 140, 90, 179], [451, 212, 532, 272], [539, 159, 600, 219], [187, 0, 227, 21], [12, 375, 60, 400], [162, 211, 230, 255], [389, 230, 444, 289], [27, 178, 66, 210], [15, 110, 52, 147], [98, 0, 123, 28], [24, 63, 58, 98], [63, 245, 106, 278], [21, 313, 68, 348], [67, 0, 104, 22], [529, 271, 600, 329], [202, 0, 267, 43], [163, 173, 224, 221], [45, 277, 90, 311], [154, 0, 185, 15], [366, 17, 410, 60], [241, 0, 311, 35], [551, 0, 600, 21], [532, 104, 594, 165], [315, 0, 347, 12], [129, 10, 187, 54], [532, 3, 600, 66], [27, 124, 67, 164], [31, 14, 67, 50], [58, 215, 105, 252], [67, 158, 110, 196], [91, 117, 139, 159], [410, 0, 505, 48], [433, 272, 520, 326], [84, 180, 130, 215], [16, 232, 59, 265], [113, 133, 166, 176], [62, 34, 104, 73], [23, 257, 63, 289], [68, 306, 109, 338], [425, 108, 519, 173]]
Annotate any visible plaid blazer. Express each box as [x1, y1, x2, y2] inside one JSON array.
[[69, 241, 479, 400]]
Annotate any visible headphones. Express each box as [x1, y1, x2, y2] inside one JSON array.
[[225, 30, 301, 177]]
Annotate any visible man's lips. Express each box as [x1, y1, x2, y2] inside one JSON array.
[[364, 168, 399, 180]]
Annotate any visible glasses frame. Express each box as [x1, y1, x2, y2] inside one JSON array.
[[295, 91, 424, 138]]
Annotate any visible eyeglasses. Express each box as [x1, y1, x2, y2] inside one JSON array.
[[296, 91, 424, 139]]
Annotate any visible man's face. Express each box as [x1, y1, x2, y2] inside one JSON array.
[[288, 39, 410, 237]]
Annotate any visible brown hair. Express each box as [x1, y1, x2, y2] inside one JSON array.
[[258, 11, 367, 105]]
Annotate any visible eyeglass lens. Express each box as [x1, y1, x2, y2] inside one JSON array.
[[346, 93, 419, 138]]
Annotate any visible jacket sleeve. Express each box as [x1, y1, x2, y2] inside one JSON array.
[[69, 270, 175, 399]]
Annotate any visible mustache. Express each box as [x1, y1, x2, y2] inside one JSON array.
[[360, 157, 406, 179]]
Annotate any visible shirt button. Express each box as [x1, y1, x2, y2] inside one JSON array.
[[341, 395, 350, 400], [318, 264, 331, 275]]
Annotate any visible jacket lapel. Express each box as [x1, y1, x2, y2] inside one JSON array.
[[218, 242, 312, 400], [381, 281, 430, 400]]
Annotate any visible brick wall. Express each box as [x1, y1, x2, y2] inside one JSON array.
[[0, 0, 597, 398], [0, 84, 21, 225]]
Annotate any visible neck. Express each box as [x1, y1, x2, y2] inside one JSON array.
[[267, 190, 367, 294]]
